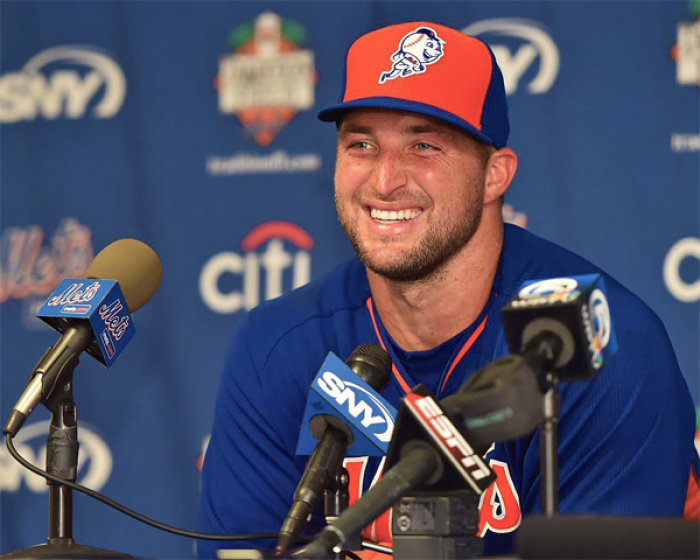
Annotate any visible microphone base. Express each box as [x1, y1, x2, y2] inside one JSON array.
[[0, 541, 133, 559]]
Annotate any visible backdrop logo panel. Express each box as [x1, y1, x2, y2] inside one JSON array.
[[672, 10, 700, 86], [0, 45, 126, 123], [199, 220, 314, 314], [0, 421, 112, 493], [664, 237, 700, 303], [670, 6, 700, 153], [0, 218, 94, 327], [461, 19, 559, 95], [207, 12, 322, 176], [215, 11, 317, 147]]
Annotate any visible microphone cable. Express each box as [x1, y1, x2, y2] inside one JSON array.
[[5, 434, 369, 559], [5, 433, 297, 543]]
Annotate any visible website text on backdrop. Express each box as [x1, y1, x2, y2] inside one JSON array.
[[198, 21, 699, 559]]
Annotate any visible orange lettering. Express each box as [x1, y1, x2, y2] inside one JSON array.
[[477, 460, 521, 536]]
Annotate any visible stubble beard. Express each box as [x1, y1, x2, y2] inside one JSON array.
[[336, 184, 485, 283]]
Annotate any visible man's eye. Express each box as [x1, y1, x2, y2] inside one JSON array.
[[415, 142, 438, 150], [349, 141, 371, 149]]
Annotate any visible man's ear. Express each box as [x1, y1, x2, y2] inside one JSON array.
[[484, 148, 518, 204]]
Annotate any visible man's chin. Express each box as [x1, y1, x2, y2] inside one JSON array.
[[362, 255, 432, 283]]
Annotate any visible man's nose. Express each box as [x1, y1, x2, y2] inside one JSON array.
[[371, 149, 408, 196]]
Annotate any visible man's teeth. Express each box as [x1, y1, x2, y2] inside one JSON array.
[[370, 209, 422, 221]]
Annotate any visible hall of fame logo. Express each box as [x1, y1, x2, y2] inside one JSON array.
[[670, 1, 700, 152], [671, 0, 700, 87], [214, 12, 317, 147]]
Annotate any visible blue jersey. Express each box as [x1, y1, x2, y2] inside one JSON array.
[[198, 224, 699, 558]]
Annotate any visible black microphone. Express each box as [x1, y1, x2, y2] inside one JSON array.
[[3, 239, 162, 437], [275, 344, 393, 555], [441, 274, 619, 451], [296, 385, 495, 559], [299, 276, 622, 558], [501, 274, 617, 381]]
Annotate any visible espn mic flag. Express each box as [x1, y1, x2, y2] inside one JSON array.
[[300, 385, 494, 558], [385, 385, 494, 495]]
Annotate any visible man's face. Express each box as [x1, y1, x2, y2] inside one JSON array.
[[335, 108, 488, 282]]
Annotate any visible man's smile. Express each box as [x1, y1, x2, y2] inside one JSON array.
[[369, 207, 423, 224]]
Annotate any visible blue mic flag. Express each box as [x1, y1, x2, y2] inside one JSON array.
[[296, 351, 397, 457], [36, 278, 135, 367]]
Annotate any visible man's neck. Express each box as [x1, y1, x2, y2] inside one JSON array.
[[367, 223, 504, 352]]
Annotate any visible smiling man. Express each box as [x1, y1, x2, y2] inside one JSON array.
[[198, 22, 698, 558]]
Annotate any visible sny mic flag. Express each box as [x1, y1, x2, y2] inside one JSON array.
[[296, 351, 397, 457]]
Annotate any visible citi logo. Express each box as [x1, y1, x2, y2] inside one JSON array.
[[200, 221, 314, 314], [0, 46, 126, 123], [664, 237, 700, 303], [316, 371, 394, 443], [462, 19, 559, 95], [0, 421, 112, 493]]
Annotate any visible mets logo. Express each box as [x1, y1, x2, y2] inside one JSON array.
[[379, 27, 445, 84], [215, 12, 317, 147]]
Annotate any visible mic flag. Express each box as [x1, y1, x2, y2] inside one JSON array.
[[297, 385, 494, 559], [385, 384, 495, 495], [4, 238, 161, 438], [36, 279, 134, 367], [501, 273, 619, 381], [296, 351, 397, 457]]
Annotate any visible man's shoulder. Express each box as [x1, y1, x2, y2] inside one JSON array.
[[235, 256, 370, 361], [500, 224, 667, 334], [500, 224, 605, 289]]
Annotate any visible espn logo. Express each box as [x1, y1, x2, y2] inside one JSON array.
[[406, 392, 492, 493]]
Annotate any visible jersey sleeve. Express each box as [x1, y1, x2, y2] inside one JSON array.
[[196, 318, 324, 558], [514, 292, 697, 518]]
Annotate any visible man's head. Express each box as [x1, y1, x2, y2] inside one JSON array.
[[319, 22, 517, 283]]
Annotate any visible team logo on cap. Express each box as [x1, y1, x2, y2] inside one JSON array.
[[379, 27, 445, 84]]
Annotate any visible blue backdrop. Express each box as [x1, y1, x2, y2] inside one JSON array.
[[1, 1, 698, 557]]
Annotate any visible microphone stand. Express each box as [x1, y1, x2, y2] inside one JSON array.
[[539, 371, 561, 516], [324, 467, 353, 559], [521, 330, 563, 517], [392, 490, 483, 560], [2, 362, 131, 559]]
